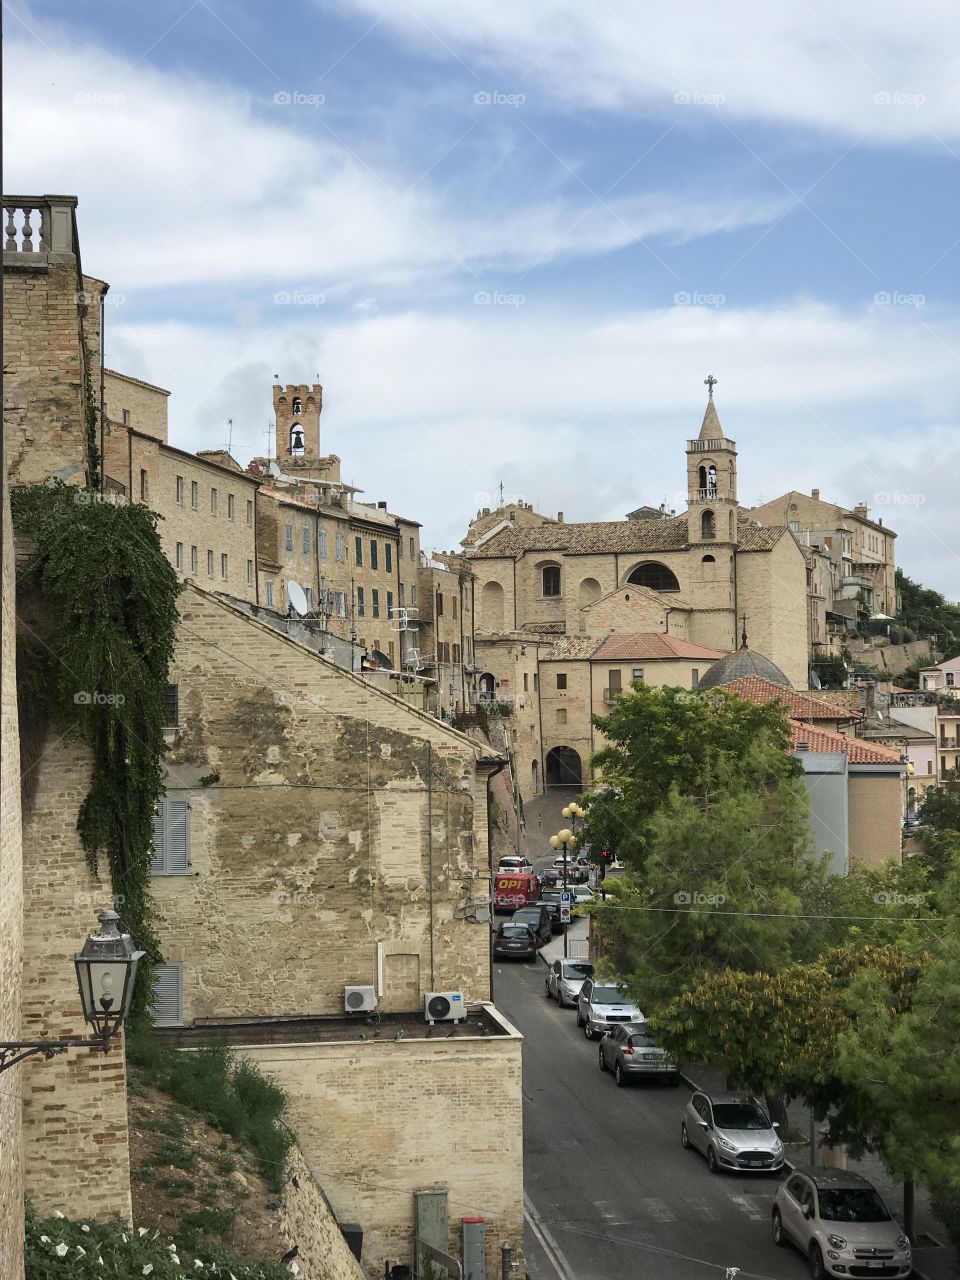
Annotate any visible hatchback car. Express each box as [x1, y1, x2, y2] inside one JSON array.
[[551, 854, 589, 884], [598, 1022, 680, 1087], [576, 977, 643, 1039], [569, 885, 595, 912], [545, 958, 595, 1006], [498, 856, 534, 874], [772, 1167, 912, 1278], [681, 1092, 784, 1173], [539, 889, 570, 930], [493, 922, 538, 962], [510, 904, 552, 948]]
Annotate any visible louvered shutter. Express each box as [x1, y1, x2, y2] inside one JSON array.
[[165, 799, 190, 873], [150, 963, 183, 1026], [150, 803, 165, 874]]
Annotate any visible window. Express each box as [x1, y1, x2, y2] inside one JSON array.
[[335, 591, 347, 618], [221, 553, 228, 580], [437, 592, 444, 617], [122, 409, 130, 426], [398, 584, 405, 608], [627, 562, 681, 592], [453, 596, 458, 620], [175, 542, 183, 569], [409, 536, 415, 559], [372, 589, 380, 619], [335, 533, 345, 562], [948, 673, 956, 687], [190, 481, 198, 509], [398, 537, 403, 559], [370, 540, 378, 570], [556, 673, 567, 690], [608, 670, 622, 694], [928, 759, 933, 773], [452, 644, 460, 664], [388, 640, 395, 663], [151, 796, 191, 876], [319, 529, 328, 560], [355, 536, 363, 566], [190, 545, 198, 574], [162, 684, 179, 728], [386, 590, 394, 617], [206, 550, 214, 577], [385, 543, 393, 574], [140, 469, 148, 501], [227, 493, 235, 520], [524, 673, 529, 692], [176, 475, 184, 504], [210, 487, 218, 514], [533, 672, 538, 692], [266, 580, 274, 607], [542, 565, 561, 597], [632, 669, 644, 684], [410, 586, 417, 607], [247, 559, 253, 586], [691, 668, 699, 689], [246, 499, 253, 525], [302, 526, 310, 555], [150, 963, 184, 1027], [556, 708, 567, 725], [285, 523, 294, 552], [357, 587, 365, 617]]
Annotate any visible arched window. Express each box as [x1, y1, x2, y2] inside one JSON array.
[[578, 577, 601, 608], [698, 465, 707, 489], [290, 424, 305, 455], [701, 554, 716, 563], [292, 397, 302, 415], [701, 510, 716, 540], [541, 565, 561, 597], [481, 580, 505, 632], [627, 562, 680, 592], [707, 464, 717, 494]]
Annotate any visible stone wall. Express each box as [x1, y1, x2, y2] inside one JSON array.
[[847, 639, 933, 677], [103, 370, 169, 443], [243, 1018, 523, 1280], [848, 772, 904, 867], [735, 538, 809, 690], [0, 479, 25, 1280], [280, 1144, 365, 1280], [538, 655, 592, 788], [152, 586, 494, 1021]]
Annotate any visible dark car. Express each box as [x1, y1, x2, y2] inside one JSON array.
[[539, 889, 570, 931], [511, 904, 552, 948], [598, 1022, 680, 1087], [493, 922, 538, 962]]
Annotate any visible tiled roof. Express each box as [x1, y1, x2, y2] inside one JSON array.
[[468, 515, 787, 558], [720, 676, 856, 722], [790, 721, 904, 764], [519, 620, 566, 635], [104, 367, 171, 396], [699, 648, 792, 691], [540, 637, 604, 661], [591, 633, 724, 662]]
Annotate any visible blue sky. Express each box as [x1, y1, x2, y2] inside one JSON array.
[[7, 0, 960, 594]]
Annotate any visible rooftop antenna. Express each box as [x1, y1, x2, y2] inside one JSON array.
[[226, 418, 233, 454]]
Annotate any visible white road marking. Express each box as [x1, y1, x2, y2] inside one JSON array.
[[728, 1193, 768, 1220], [683, 1196, 721, 1222], [524, 1192, 578, 1280], [639, 1197, 677, 1222]]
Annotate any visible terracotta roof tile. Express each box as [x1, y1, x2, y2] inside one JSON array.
[[790, 721, 904, 764], [721, 676, 857, 722], [591, 633, 725, 662]]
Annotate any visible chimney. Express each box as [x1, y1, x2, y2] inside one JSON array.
[[796, 742, 809, 751], [377, 500, 388, 509], [557, 511, 564, 523], [811, 488, 820, 501], [854, 502, 868, 518]]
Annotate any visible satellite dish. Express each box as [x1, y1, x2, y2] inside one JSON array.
[[809, 669, 822, 689], [268, 460, 281, 478], [287, 581, 309, 617], [371, 648, 394, 671]]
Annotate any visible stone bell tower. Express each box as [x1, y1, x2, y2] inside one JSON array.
[[686, 374, 738, 547], [274, 382, 322, 468]]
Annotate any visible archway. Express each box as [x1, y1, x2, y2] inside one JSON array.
[[531, 759, 539, 795], [481, 580, 505, 631], [479, 672, 496, 702], [546, 745, 582, 787], [578, 577, 602, 608], [700, 509, 716, 540], [626, 561, 680, 592]]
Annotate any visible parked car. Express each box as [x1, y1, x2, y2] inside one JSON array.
[[545, 958, 595, 1006], [569, 885, 595, 912], [498, 856, 534, 874], [772, 1166, 912, 1279], [680, 1092, 784, 1174], [493, 921, 538, 962], [510, 904, 552, 948], [539, 889, 570, 931], [551, 854, 589, 884], [576, 977, 643, 1039], [598, 1022, 680, 1087]]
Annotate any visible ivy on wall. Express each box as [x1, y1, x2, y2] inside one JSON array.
[[12, 481, 180, 1016]]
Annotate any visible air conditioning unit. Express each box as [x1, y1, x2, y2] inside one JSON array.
[[344, 985, 377, 1013], [424, 991, 465, 1024]]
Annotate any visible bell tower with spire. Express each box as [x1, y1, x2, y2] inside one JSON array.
[[686, 374, 739, 547]]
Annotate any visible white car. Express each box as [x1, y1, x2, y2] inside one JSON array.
[[497, 856, 533, 874], [569, 886, 595, 911], [545, 958, 595, 1007], [576, 977, 644, 1039]]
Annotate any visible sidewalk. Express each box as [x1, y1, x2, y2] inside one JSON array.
[[538, 915, 590, 966], [684, 1061, 954, 1280]]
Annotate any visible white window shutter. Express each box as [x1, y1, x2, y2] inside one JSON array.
[[166, 799, 190, 873]]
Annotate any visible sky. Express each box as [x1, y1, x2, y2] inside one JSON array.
[[6, 0, 960, 594]]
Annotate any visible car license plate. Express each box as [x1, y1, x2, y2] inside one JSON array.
[[864, 1263, 886, 1270], [744, 1159, 764, 1167]]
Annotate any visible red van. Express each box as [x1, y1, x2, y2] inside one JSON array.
[[494, 871, 541, 913]]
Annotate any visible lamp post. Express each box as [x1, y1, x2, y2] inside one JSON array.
[[0, 910, 145, 1073], [550, 827, 577, 957]]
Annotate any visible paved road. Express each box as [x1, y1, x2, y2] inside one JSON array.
[[494, 958, 809, 1280]]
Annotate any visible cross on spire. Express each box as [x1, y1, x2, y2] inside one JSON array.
[[704, 373, 718, 398], [498, 480, 505, 504], [740, 613, 748, 649]]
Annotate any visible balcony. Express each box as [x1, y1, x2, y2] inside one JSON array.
[[603, 689, 620, 704], [695, 488, 731, 502], [687, 437, 736, 453], [4, 195, 77, 265]]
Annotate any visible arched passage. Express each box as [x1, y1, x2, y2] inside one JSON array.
[[546, 745, 582, 787], [481, 580, 505, 631], [479, 672, 496, 702], [531, 759, 539, 795]]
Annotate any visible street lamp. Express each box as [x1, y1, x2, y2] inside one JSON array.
[[550, 828, 577, 957], [0, 910, 145, 1073]]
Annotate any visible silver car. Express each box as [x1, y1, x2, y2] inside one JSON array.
[[576, 977, 643, 1040], [598, 1022, 680, 1087], [681, 1091, 784, 1173], [773, 1167, 912, 1279], [544, 958, 595, 1007]]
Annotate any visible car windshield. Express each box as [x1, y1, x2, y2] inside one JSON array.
[[712, 1104, 770, 1130], [629, 1029, 658, 1047], [562, 963, 594, 979], [818, 1189, 890, 1223], [593, 985, 631, 1003], [500, 924, 531, 937], [514, 910, 539, 920]]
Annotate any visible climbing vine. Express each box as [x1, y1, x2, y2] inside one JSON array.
[[12, 481, 180, 1017]]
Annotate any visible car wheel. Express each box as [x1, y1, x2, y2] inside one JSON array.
[[583, 1022, 594, 1040], [614, 1063, 627, 1088], [809, 1243, 825, 1280], [706, 1146, 719, 1174], [557, 990, 567, 1008], [598, 1047, 606, 1072], [544, 981, 552, 998], [576, 1010, 584, 1027], [771, 1209, 785, 1247], [680, 1122, 690, 1149]]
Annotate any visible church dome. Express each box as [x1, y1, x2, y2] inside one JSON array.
[[698, 646, 793, 691]]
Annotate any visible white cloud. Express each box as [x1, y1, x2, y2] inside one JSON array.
[[108, 300, 960, 592], [325, 0, 960, 143], [4, 35, 785, 291]]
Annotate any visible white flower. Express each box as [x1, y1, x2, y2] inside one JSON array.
[[39, 1236, 50, 1244], [194, 1263, 204, 1271], [170, 1256, 180, 1266], [76, 1246, 86, 1258], [168, 1243, 178, 1252], [122, 1233, 128, 1243], [138, 1227, 149, 1237], [142, 1266, 154, 1276], [55, 1243, 68, 1257], [54, 1210, 65, 1219], [96, 1257, 104, 1267], [81, 1224, 90, 1232]]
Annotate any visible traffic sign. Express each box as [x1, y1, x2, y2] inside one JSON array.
[[560, 906, 571, 924]]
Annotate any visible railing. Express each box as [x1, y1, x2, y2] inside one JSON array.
[[695, 487, 730, 502], [603, 689, 620, 703], [4, 195, 77, 259], [687, 436, 736, 452]]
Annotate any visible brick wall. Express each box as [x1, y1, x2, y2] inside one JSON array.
[[152, 586, 494, 1021], [735, 537, 809, 689], [280, 1145, 365, 1280], [103, 370, 169, 443], [538, 657, 592, 788], [242, 1023, 523, 1280], [847, 772, 903, 867], [0, 479, 25, 1280]]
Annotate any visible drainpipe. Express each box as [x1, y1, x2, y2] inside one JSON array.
[[484, 755, 508, 1000], [427, 741, 436, 991]]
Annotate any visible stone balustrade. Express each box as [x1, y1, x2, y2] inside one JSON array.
[[3, 195, 77, 262]]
